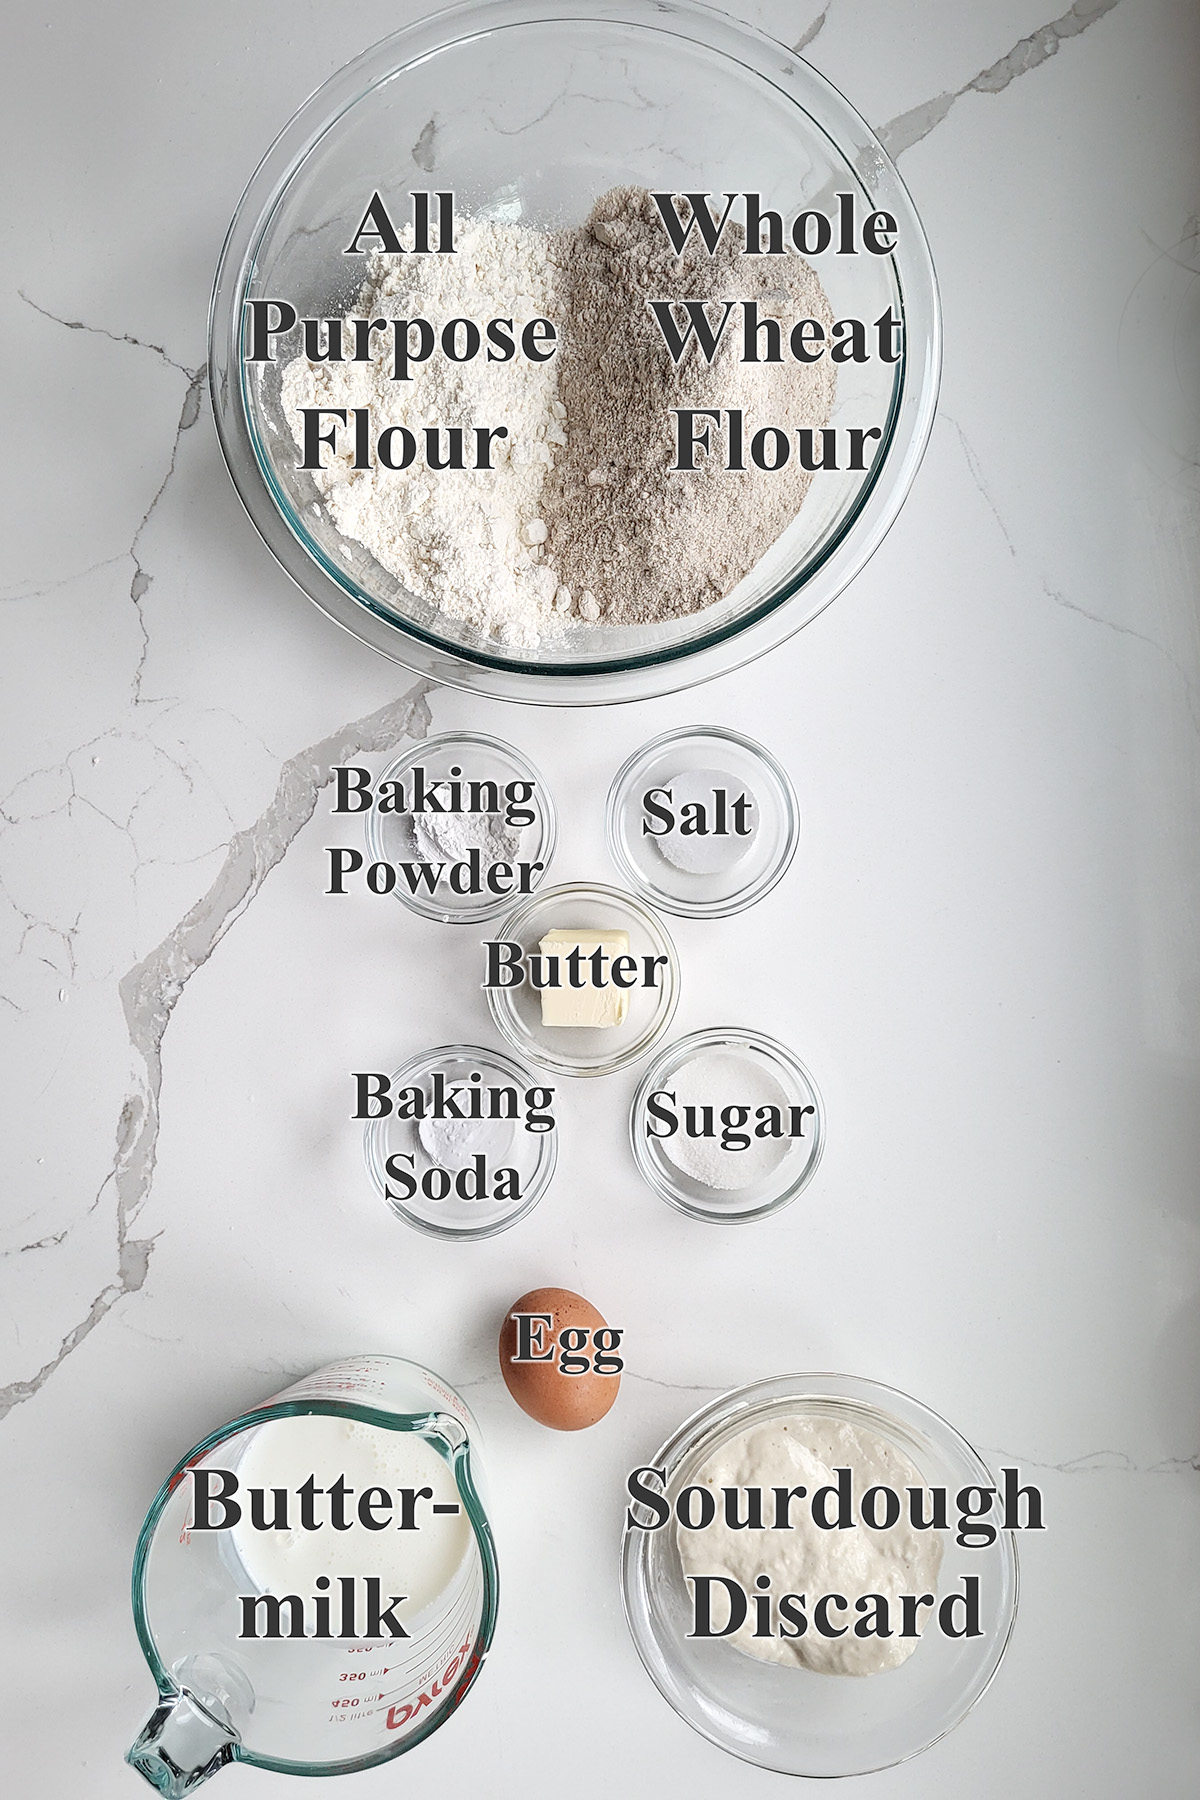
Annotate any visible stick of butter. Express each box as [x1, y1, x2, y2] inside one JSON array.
[[538, 928, 631, 1028]]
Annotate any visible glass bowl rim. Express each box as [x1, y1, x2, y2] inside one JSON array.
[[620, 1370, 1020, 1777], [486, 879, 680, 1076], [362, 1038, 558, 1237], [627, 1025, 824, 1220], [208, 0, 942, 705], [606, 726, 800, 917], [364, 729, 559, 923]]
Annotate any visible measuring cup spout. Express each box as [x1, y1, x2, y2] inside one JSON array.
[[129, 1359, 498, 1783], [126, 1688, 240, 1795]]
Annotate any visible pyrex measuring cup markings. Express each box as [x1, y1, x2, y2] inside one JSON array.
[[128, 1358, 499, 1793], [134, 1421, 490, 1775]]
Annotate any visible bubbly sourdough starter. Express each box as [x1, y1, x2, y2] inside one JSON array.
[[676, 1414, 944, 1676]]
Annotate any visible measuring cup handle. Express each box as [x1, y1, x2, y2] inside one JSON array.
[[126, 1689, 239, 1795]]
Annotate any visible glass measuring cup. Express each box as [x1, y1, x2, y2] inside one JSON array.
[[127, 1356, 498, 1793]]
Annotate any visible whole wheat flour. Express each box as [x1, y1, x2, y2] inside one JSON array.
[[544, 187, 836, 625]]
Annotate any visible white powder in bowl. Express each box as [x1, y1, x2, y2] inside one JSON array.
[[409, 809, 524, 867], [662, 1050, 790, 1190], [652, 767, 757, 876], [417, 1112, 515, 1173]]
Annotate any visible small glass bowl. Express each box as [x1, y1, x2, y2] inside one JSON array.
[[363, 1043, 557, 1239], [621, 1373, 1019, 1778], [486, 883, 678, 1077], [364, 732, 556, 923], [606, 728, 798, 918], [630, 1028, 822, 1221]]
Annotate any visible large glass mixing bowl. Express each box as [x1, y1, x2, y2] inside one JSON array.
[[210, 0, 940, 703]]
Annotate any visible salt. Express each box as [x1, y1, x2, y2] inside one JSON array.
[[653, 768, 758, 876]]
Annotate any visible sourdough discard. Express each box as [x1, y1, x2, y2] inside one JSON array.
[[676, 1414, 945, 1677]]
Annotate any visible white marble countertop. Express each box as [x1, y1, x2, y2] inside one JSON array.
[[2, 2, 1198, 1794]]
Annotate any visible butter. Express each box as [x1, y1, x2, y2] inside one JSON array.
[[538, 928, 631, 1028]]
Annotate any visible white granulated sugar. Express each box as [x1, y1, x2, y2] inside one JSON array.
[[281, 220, 566, 647], [663, 1050, 791, 1190]]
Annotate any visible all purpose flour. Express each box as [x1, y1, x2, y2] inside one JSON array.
[[282, 216, 567, 647]]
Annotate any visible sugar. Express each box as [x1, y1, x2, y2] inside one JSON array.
[[662, 1051, 790, 1190]]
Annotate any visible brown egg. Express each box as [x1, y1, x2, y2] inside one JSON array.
[[498, 1286, 622, 1430]]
